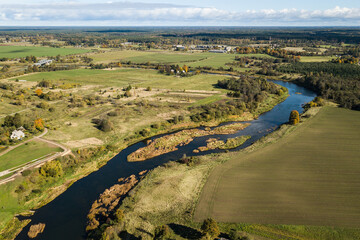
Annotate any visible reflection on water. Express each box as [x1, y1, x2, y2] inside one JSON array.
[[16, 81, 316, 240]]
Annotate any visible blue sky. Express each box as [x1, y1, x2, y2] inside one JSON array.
[[0, 0, 359, 26]]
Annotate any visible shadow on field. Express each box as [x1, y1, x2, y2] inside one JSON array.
[[168, 223, 202, 239], [136, 227, 153, 237], [119, 230, 141, 240]]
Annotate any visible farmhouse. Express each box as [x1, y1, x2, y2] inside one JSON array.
[[10, 130, 25, 140]]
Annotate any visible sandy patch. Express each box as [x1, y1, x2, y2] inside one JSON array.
[[65, 137, 104, 148]]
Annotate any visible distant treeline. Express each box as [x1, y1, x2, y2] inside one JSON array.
[[279, 62, 360, 79], [279, 62, 360, 110]]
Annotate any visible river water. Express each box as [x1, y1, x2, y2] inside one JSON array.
[[15, 81, 316, 240]]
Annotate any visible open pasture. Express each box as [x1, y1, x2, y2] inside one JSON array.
[[0, 45, 90, 58], [90, 50, 272, 70], [11, 68, 225, 90], [0, 140, 62, 172], [300, 56, 334, 62], [195, 106, 360, 228]]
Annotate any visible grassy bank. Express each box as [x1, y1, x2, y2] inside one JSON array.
[[99, 106, 360, 239]]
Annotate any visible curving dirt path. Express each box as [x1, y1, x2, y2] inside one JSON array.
[[0, 128, 71, 185]]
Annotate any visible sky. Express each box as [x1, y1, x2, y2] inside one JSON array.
[[0, 0, 360, 26]]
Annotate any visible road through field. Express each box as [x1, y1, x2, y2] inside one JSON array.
[[195, 107, 360, 227], [0, 129, 71, 184]]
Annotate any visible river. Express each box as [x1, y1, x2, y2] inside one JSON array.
[[15, 81, 316, 240]]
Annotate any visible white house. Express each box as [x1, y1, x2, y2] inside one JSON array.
[[10, 130, 25, 140]]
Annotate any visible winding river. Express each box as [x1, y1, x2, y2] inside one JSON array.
[[15, 81, 316, 240]]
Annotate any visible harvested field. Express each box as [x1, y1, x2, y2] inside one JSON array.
[[195, 107, 360, 228]]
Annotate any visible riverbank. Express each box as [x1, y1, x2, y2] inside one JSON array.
[[93, 105, 360, 240], [0, 87, 288, 240], [89, 106, 324, 239]]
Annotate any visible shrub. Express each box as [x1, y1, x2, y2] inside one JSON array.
[[21, 169, 32, 177], [37, 80, 51, 88], [229, 229, 251, 240], [98, 119, 114, 132], [114, 209, 124, 223], [289, 110, 300, 125], [39, 160, 63, 178], [146, 86, 152, 91], [124, 90, 132, 98], [35, 88, 43, 97], [139, 128, 151, 137], [200, 218, 220, 239], [154, 225, 171, 240], [37, 101, 49, 109]]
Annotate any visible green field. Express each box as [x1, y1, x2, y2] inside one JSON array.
[[195, 106, 360, 228], [0, 140, 62, 172], [90, 50, 271, 70], [300, 56, 334, 62], [11, 68, 225, 90], [90, 50, 155, 64], [0, 46, 90, 58]]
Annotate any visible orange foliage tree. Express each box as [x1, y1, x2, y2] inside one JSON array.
[[34, 118, 45, 131]]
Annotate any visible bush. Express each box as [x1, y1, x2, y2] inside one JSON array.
[[21, 169, 32, 177], [154, 225, 171, 240], [139, 128, 151, 137], [98, 119, 114, 132], [229, 229, 251, 240], [201, 218, 220, 238], [114, 209, 124, 223], [37, 80, 51, 88], [289, 110, 300, 125], [39, 160, 63, 178]]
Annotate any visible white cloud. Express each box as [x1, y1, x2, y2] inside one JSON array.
[[0, 2, 359, 25]]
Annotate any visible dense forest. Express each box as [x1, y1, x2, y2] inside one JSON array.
[[278, 62, 360, 110], [190, 77, 285, 122]]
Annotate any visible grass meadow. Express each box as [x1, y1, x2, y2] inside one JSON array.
[[300, 56, 334, 62], [0, 46, 90, 58], [11, 68, 225, 90], [195, 106, 360, 228], [90, 50, 271, 70], [0, 140, 62, 172]]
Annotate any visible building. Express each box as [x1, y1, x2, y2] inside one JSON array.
[[209, 50, 227, 53], [34, 59, 53, 67], [10, 130, 25, 140]]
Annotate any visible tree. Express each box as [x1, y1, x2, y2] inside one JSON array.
[[154, 225, 171, 240], [289, 110, 300, 125], [34, 118, 45, 131], [39, 160, 63, 178], [13, 113, 22, 128], [200, 218, 220, 239]]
